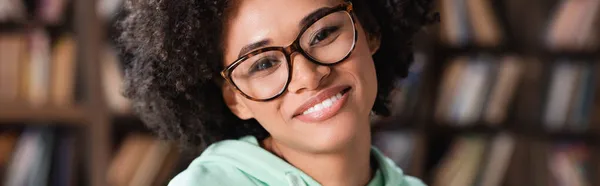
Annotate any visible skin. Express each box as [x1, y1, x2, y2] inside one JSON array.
[[222, 0, 381, 185]]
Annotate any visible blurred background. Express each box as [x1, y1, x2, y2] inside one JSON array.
[[0, 0, 599, 185]]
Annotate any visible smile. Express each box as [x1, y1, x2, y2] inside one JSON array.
[[302, 92, 343, 115], [294, 86, 351, 122]]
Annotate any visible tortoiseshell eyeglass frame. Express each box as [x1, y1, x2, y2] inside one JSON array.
[[221, 2, 358, 102]]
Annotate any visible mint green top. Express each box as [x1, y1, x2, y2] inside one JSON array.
[[168, 136, 425, 186]]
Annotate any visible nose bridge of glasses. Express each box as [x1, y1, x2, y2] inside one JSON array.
[[283, 42, 300, 56]]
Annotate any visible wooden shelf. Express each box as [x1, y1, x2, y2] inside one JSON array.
[[0, 105, 86, 124]]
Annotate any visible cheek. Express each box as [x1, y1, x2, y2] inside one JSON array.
[[341, 34, 378, 101], [242, 100, 287, 131], [353, 53, 378, 109]]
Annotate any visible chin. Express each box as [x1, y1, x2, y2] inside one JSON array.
[[300, 112, 367, 153]]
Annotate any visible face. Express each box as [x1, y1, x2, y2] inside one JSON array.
[[222, 0, 379, 153]]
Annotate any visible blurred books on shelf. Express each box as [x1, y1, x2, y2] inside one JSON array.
[[439, 0, 503, 46], [0, 30, 78, 108], [431, 134, 594, 186], [107, 134, 180, 186], [2, 127, 80, 186], [435, 55, 522, 126], [433, 55, 600, 131], [432, 135, 488, 186], [0, 33, 27, 103], [546, 0, 600, 51], [549, 142, 591, 186], [0, 32, 131, 114], [50, 35, 77, 107], [0, 132, 18, 183], [544, 62, 597, 131], [28, 29, 52, 107], [0, 129, 180, 186]]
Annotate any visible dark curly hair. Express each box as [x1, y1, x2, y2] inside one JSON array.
[[117, 0, 435, 151]]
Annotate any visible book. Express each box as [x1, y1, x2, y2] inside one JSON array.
[[567, 63, 595, 130], [574, 0, 600, 49], [28, 29, 52, 107], [433, 136, 485, 186], [4, 127, 53, 186], [0, 33, 27, 103], [440, 0, 471, 45], [4, 128, 40, 186], [50, 131, 78, 186], [152, 145, 180, 186], [548, 143, 590, 186], [546, 0, 600, 50], [107, 134, 154, 186], [544, 62, 581, 130], [18, 35, 32, 104], [451, 58, 492, 125], [477, 133, 516, 186], [484, 56, 522, 125], [26, 127, 55, 186], [433, 136, 468, 186], [129, 140, 173, 186], [0, 132, 18, 184], [447, 136, 485, 186], [50, 35, 77, 107], [466, 0, 503, 46], [435, 57, 468, 122]]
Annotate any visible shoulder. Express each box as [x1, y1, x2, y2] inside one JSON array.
[[370, 147, 427, 186], [167, 162, 256, 186], [400, 175, 426, 186]]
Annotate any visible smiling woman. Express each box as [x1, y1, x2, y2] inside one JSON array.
[[117, 0, 434, 185]]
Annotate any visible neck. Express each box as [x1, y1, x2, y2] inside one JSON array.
[[262, 131, 373, 186]]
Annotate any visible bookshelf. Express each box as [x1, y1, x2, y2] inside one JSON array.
[[0, 0, 113, 185], [0, 105, 85, 123], [393, 0, 600, 185]]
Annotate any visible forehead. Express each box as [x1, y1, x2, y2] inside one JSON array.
[[224, 0, 341, 65]]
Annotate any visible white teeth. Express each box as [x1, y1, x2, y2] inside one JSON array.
[[301, 92, 344, 115], [314, 104, 323, 111], [323, 99, 333, 107]]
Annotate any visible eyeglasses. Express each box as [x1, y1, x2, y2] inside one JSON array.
[[221, 2, 357, 101]]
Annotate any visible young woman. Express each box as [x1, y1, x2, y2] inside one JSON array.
[[118, 0, 433, 185]]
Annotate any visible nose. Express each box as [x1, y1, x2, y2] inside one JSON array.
[[286, 54, 331, 94]]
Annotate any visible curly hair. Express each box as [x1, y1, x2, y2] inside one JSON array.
[[117, 0, 435, 151]]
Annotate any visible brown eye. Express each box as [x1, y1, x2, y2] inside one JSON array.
[[309, 26, 340, 46], [249, 57, 281, 74]]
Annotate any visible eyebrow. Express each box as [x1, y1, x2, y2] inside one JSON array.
[[238, 39, 271, 58], [299, 7, 332, 28], [237, 6, 334, 58]]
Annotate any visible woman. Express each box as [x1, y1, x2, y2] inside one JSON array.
[[118, 0, 433, 185]]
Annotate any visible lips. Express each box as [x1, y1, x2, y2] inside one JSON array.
[[292, 85, 351, 122]]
